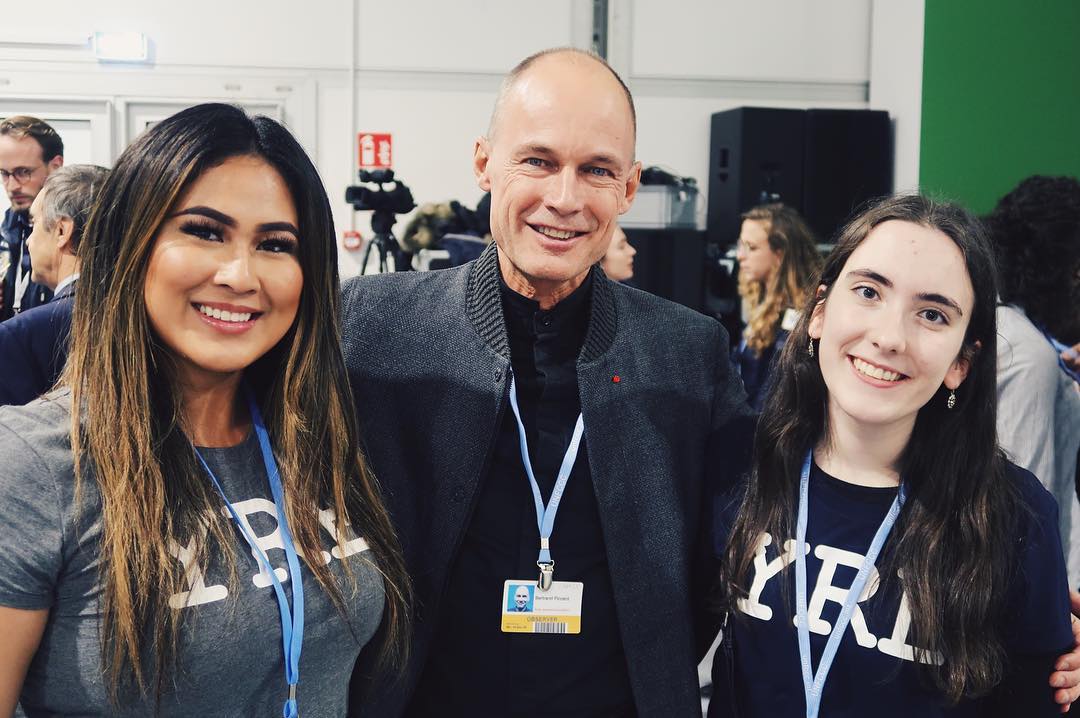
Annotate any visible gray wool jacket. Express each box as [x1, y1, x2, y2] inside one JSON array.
[[344, 244, 752, 717]]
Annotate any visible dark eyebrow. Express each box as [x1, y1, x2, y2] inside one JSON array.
[[169, 206, 235, 226], [170, 207, 299, 237], [846, 268, 892, 287], [257, 221, 300, 236], [846, 268, 963, 317], [916, 292, 964, 317]]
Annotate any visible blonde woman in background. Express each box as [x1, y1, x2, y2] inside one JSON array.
[[734, 203, 823, 409]]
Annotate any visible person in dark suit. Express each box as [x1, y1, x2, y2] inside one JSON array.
[[0, 164, 107, 405], [0, 116, 64, 320], [345, 47, 754, 717]]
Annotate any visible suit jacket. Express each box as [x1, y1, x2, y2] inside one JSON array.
[[0, 288, 74, 406], [0, 208, 53, 321], [343, 244, 752, 716]]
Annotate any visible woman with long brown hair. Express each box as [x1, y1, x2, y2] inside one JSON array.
[[711, 195, 1074, 716], [0, 103, 408, 715], [733, 203, 823, 410]]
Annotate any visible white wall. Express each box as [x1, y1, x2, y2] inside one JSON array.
[[611, 0, 872, 231], [0, 0, 920, 276], [0, 1, 353, 68], [626, 0, 871, 83], [868, 0, 925, 193]]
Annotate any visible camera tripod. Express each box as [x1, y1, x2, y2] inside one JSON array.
[[360, 209, 406, 275]]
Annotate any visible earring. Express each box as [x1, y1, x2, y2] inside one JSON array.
[[808, 339, 814, 358], [947, 389, 956, 410]]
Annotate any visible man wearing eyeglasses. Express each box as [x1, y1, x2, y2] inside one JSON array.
[[0, 116, 64, 321]]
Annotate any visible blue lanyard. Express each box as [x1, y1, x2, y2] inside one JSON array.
[[193, 384, 304, 718], [794, 451, 905, 718], [507, 374, 585, 590]]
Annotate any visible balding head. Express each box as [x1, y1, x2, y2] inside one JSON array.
[[488, 48, 636, 146], [473, 47, 642, 310]]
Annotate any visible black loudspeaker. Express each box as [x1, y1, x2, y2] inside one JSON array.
[[706, 107, 892, 246], [706, 108, 804, 247], [802, 109, 893, 241], [623, 228, 706, 313]]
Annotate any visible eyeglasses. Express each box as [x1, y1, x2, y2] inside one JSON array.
[[0, 166, 41, 184]]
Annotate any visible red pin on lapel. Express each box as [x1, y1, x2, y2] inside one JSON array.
[[612, 375, 621, 384]]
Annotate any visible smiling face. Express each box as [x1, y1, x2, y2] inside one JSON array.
[[808, 220, 975, 434], [143, 155, 302, 388], [474, 52, 641, 304], [514, 586, 530, 609], [735, 218, 782, 284]]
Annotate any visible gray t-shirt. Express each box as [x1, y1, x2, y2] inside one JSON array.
[[0, 393, 385, 717]]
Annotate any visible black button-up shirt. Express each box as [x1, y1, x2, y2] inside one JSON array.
[[411, 273, 636, 717]]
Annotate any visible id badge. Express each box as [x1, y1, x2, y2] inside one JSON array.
[[500, 579, 583, 634]]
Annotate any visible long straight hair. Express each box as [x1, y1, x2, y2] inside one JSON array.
[[722, 194, 1020, 703], [64, 103, 409, 699], [739, 203, 823, 355]]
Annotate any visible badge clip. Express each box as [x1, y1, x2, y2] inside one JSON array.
[[537, 561, 554, 591]]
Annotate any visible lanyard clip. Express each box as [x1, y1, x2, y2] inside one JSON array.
[[537, 561, 554, 591], [284, 683, 298, 718]]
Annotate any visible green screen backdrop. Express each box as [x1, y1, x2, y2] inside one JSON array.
[[920, 0, 1080, 214]]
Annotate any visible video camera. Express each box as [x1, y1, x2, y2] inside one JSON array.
[[345, 169, 416, 216], [344, 169, 416, 273]]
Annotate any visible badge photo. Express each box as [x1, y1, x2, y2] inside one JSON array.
[[507, 584, 534, 613]]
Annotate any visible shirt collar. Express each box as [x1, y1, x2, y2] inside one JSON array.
[[466, 243, 618, 364], [499, 271, 593, 337], [53, 272, 79, 297]]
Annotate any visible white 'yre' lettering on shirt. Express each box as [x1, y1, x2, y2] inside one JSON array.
[[166, 502, 370, 609], [738, 531, 944, 666]]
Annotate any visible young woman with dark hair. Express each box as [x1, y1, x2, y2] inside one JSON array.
[[0, 103, 409, 715], [734, 203, 823, 410], [711, 195, 1075, 716]]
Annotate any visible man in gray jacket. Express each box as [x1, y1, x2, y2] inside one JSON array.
[[344, 48, 752, 716]]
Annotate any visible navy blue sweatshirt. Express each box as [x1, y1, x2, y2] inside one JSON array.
[[710, 461, 1073, 717]]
